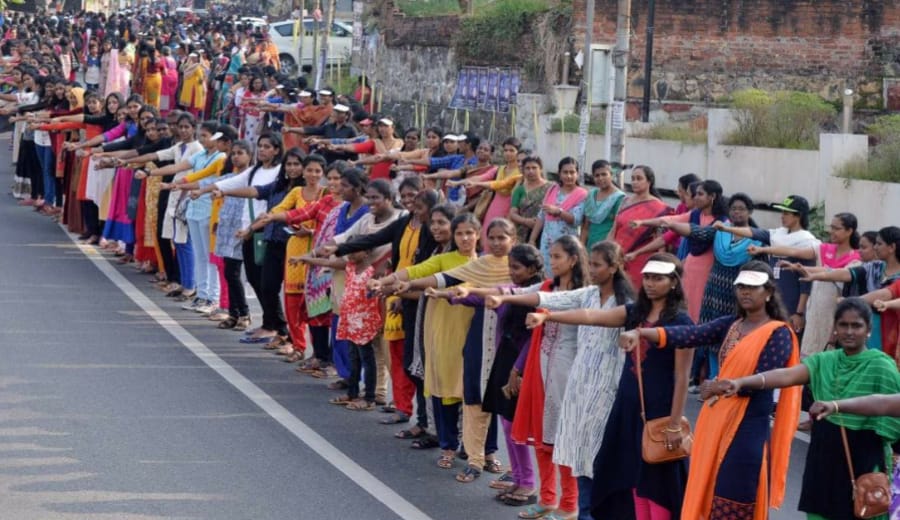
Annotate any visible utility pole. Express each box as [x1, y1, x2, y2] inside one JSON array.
[[575, 0, 595, 183], [610, 0, 630, 185], [641, 0, 656, 122]]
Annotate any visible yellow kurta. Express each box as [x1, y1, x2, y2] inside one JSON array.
[[406, 250, 475, 400], [272, 186, 324, 294], [179, 66, 207, 111]]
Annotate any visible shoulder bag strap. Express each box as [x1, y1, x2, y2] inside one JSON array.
[[635, 340, 647, 425], [839, 422, 857, 487], [247, 197, 255, 222]]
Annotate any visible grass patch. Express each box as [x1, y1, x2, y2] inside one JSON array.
[[631, 123, 707, 144], [395, 0, 492, 17], [548, 114, 604, 135], [722, 89, 836, 150], [835, 114, 900, 184]]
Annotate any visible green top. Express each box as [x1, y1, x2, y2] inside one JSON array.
[[803, 348, 900, 442]]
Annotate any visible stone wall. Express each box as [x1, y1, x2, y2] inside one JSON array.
[[572, 0, 900, 107]]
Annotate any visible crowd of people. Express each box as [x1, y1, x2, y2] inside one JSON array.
[[6, 8, 900, 520]]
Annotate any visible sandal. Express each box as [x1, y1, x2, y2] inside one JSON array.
[[484, 458, 504, 474], [514, 502, 550, 516], [329, 395, 354, 405], [380, 404, 396, 413], [327, 379, 349, 390], [395, 426, 425, 439], [233, 316, 251, 331], [218, 317, 238, 329], [543, 512, 578, 520], [345, 399, 376, 411], [503, 489, 539, 507], [455, 465, 481, 483], [495, 484, 519, 501], [276, 344, 295, 356], [410, 435, 440, 450], [309, 366, 336, 378], [284, 351, 303, 363], [489, 471, 516, 490], [437, 451, 455, 469], [262, 336, 285, 350], [379, 412, 410, 425]]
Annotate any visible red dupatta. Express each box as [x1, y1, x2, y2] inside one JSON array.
[[511, 279, 554, 445]]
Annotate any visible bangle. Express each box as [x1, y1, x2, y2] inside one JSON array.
[[759, 374, 766, 390], [664, 426, 682, 433], [833, 400, 840, 414]]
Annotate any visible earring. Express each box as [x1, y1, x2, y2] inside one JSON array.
[[766, 296, 770, 302]]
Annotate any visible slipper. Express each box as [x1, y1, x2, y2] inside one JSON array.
[[329, 395, 353, 405], [410, 436, 440, 450], [346, 399, 376, 411], [239, 336, 273, 344], [380, 404, 396, 413], [543, 512, 578, 520], [395, 427, 426, 439], [379, 412, 410, 425]]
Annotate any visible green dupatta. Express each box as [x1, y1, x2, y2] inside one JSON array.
[[803, 348, 900, 442]]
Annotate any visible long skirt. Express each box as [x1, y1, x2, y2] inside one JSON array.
[[102, 167, 135, 244]]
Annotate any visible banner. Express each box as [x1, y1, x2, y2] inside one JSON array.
[[498, 69, 510, 113]]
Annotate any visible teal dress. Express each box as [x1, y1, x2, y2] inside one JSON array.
[[582, 188, 624, 248]]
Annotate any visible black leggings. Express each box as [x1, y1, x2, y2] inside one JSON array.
[[311, 325, 331, 362], [156, 191, 179, 283], [81, 201, 100, 237], [241, 238, 263, 303], [258, 240, 288, 335], [223, 257, 249, 318]]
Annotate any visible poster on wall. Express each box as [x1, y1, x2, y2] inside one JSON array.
[[510, 69, 520, 107], [449, 68, 468, 110], [465, 67, 479, 110], [486, 68, 499, 112], [477, 68, 489, 109], [498, 69, 510, 113]]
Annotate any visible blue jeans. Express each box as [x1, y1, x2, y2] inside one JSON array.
[[35, 143, 54, 204], [188, 217, 218, 302], [175, 238, 195, 290]]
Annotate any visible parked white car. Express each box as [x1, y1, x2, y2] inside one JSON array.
[[268, 19, 353, 76]]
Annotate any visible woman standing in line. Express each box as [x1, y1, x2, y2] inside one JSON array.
[[533, 157, 587, 277], [659, 193, 761, 383], [281, 166, 369, 372], [610, 166, 672, 290], [748, 212, 861, 357], [525, 252, 691, 520], [459, 137, 524, 246], [618, 261, 801, 519], [580, 160, 624, 249], [368, 213, 482, 470], [707, 298, 900, 520], [508, 156, 551, 246], [781, 226, 900, 355]]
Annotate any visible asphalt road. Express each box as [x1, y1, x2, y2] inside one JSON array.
[[0, 141, 807, 519]]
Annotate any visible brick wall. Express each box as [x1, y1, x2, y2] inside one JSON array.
[[569, 0, 900, 105]]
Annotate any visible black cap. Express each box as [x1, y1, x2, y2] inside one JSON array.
[[772, 195, 810, 215]]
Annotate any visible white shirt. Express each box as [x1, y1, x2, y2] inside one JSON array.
[[215, 164, 280, 228]]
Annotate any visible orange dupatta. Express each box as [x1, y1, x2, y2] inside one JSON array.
[[511, 280, 554, 445], [667, 321, 800, 520]]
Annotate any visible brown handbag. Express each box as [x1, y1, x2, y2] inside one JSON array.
[[839, 423, 891, 518], [636, 345, 693, 464]]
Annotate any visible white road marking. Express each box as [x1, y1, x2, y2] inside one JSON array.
[[68, 236, 433, 520]]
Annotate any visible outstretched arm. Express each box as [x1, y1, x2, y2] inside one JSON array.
[[525, 306, 627, 329], [810, 394, 900, 420]]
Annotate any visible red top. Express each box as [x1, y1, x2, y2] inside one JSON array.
[[352, 140, 394, 181], [885, 280, 900, 359], [335, 263, 382, 345]]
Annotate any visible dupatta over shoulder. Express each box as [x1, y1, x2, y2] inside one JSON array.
[[674, 321, 801, 520]]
